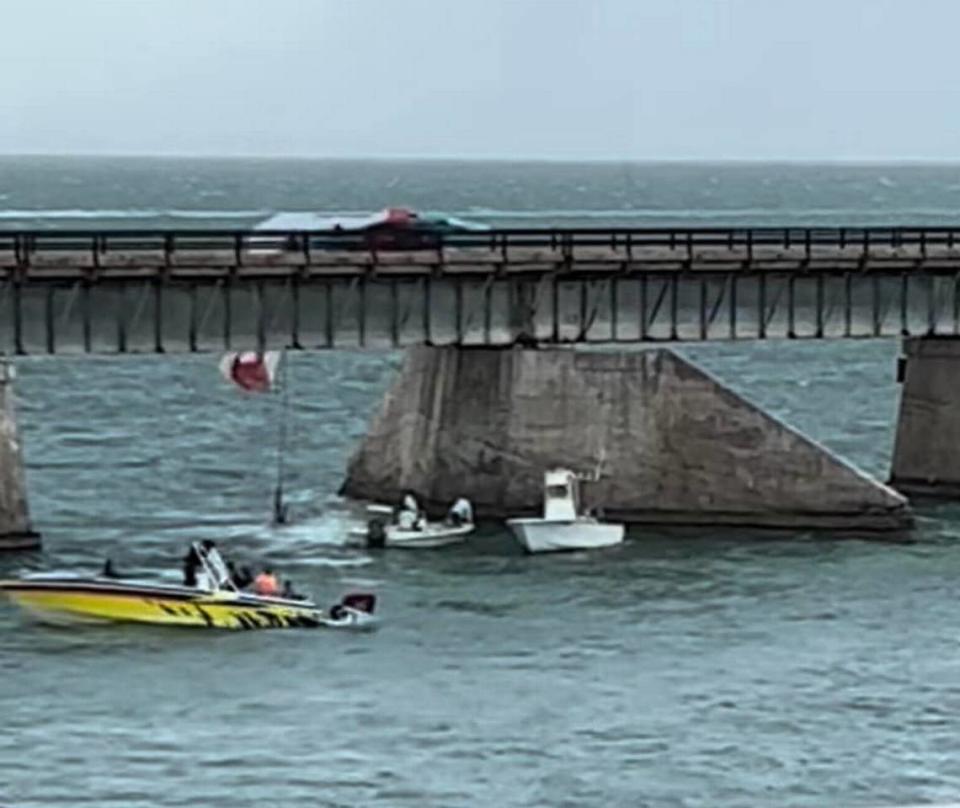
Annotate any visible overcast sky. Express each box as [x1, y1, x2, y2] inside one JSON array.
[[1, 0, 956, 161]]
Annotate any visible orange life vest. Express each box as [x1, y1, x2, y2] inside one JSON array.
[[253, 572, 279, 596]]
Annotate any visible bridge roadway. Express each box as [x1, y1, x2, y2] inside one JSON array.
[[2, 226, 960, 353]]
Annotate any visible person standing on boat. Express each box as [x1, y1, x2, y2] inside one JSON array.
[[397, 490, 422, 530], [182, 545, 201, 587], [447, 497, 473, 527], [401, 491, 420, 514]]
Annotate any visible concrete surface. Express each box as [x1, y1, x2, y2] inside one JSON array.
[[342, 346, 912, 531], [0, 362, 38, 550], [891, 336, 960, 496]]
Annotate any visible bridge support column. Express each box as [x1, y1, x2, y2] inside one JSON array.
[[0, 362, 37, 550], [890, 336, 960, 497], [508, 280, 537, 344], [342, 346, 911, 531]]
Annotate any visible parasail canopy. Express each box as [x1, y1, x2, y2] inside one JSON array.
[[219, 351, 282, 393]]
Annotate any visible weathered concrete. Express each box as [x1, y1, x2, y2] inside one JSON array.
[[890, 336, 960, 497], [0, 363, 37, 550], [341, 346, 912, 531]]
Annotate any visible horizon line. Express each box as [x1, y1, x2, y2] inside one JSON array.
[[3, 151, 960, 166]]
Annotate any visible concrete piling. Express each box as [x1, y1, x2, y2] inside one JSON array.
[[0, 362, 38, 550], [890, 336, 960, 497]]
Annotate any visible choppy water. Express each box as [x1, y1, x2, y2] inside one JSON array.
[[4, 156, 960, 229], [1, 342, 960, 807], [3, 160, 960, 806]]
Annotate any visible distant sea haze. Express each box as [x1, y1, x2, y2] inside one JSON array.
[[1, 156, 959, 229]]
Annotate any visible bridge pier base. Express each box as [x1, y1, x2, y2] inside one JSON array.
[[342, 345, 911, 531], [0, 362, 38, 551], [890, 336, 960, 497]]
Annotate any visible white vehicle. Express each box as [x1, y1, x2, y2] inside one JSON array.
[[349, 498, 475, 549], [506, 469, 624, 554]]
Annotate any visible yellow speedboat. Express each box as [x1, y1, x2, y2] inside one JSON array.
[[0, 543, 377, 631]]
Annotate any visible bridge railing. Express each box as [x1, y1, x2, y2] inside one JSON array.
[[1, 225, 960, 248], [2, 226, 960, 279]]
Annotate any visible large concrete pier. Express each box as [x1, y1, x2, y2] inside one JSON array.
[[0, 363, 37, 550], [890, 336, 960, 496], [342, 346, 911, 531]]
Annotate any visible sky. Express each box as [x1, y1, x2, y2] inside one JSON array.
[[0, 0, 957, 161]]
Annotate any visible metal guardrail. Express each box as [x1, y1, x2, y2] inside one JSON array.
[[0, 225, 959, 257]]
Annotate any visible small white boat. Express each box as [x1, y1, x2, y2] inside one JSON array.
[[349, 500, 475, 549], [507, 468, 624, 554]]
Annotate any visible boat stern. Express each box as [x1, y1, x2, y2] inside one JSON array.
[[324, 592, 378, 630]]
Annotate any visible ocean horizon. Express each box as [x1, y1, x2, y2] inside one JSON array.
[[2, 155, 960, 230]]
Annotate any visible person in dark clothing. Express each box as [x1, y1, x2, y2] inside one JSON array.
[[227, 561, 253, 589], [182, 545, 201, 587]]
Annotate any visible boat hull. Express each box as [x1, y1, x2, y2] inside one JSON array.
[[506, 519, 625, 554], [0, 577, 374, 631], [349, 523, 474, 549]]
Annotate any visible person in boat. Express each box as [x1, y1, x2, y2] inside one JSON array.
[[253, 567, 280, 597], [281, 579, 306, 600], [182, 544, 201, 587], [400, 491, 419, 515], [397, 490, 423, 531], [227, 561, 253, 589], [446, 497, 473, 527]]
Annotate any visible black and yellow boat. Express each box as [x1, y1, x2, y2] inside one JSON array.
[[0, 543, 377, 631]]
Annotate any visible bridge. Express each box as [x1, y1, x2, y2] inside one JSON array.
[[1, 226, 960, 353], [5, 224, 960, 550]]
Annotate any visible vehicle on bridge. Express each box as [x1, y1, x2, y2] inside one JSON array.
[[254, 207, 489, 251]]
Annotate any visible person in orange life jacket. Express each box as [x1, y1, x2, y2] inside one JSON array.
[[253, 568, 280, 596]]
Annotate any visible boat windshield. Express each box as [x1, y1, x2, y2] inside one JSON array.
[[194, 542, 236, 592], [546, 485, 569, 499]]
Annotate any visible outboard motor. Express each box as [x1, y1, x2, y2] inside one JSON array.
[[329, 592, 377, 622], [366, 517, 387, 548]]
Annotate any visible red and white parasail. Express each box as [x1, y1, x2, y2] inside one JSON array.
[[218, 351, 282, 393]]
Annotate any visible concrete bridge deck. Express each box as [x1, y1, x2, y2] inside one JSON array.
[[1, 227, 960, 353]]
